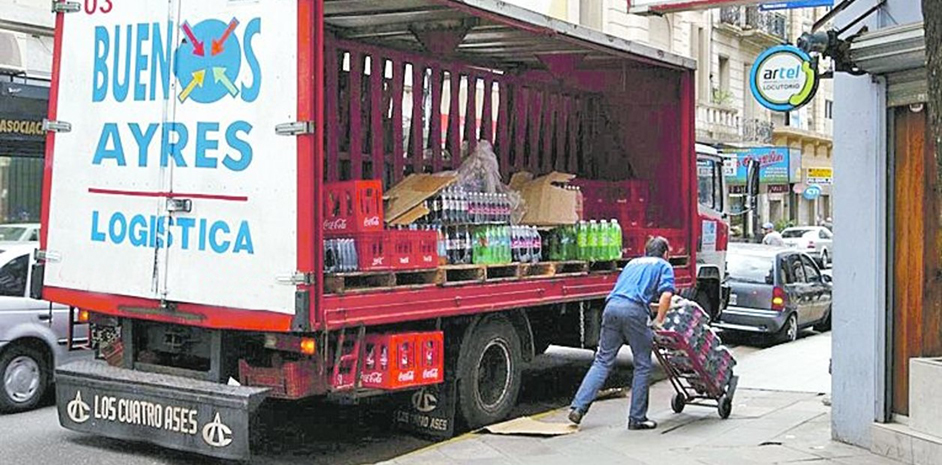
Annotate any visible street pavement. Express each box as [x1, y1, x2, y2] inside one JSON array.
[[382, 332, 903, 465], [0, 344, 639, 465]]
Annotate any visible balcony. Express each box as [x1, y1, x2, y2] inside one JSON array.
[[719, 6, 788, 45], [743, 118, 775, 144], [697, 103, 741, 144]]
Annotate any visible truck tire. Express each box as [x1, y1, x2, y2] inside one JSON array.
[[0, 343, 49, 413], [456, 316, 523, 429]]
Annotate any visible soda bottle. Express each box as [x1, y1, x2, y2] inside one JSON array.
[[437, 226, 447, 265], [503, 226, 512, 263], [576, 221, 588, 260], [461, 226, 472, 264], [599, 220, 610, 260], [612, 219, 622, 260], [349, 238, 359, 271], [532, 227, 542, 263], [459, 187, 469, 223]]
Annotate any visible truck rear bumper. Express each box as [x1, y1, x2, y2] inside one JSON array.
[[56, 361, 268, 461]]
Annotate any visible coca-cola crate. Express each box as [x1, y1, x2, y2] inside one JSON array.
[[572, 180, 648, 207], [586, 203, 646, 229], [361, 331, 444, 390], [623, 228, 649, 257], [388, 230, 438, 270], [324, 180, 384, 236], [238, 358, 319, 399], [354, 232, 392, 271]]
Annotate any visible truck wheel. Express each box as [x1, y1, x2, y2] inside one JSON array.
[[695, 289, 716, 321], [0, 344, 49, 413], [457, 316, 523, 429]]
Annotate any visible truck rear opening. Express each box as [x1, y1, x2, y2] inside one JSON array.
[[44, 0, 699, 459]]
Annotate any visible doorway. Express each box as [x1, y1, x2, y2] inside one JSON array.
[[889, 105, 942, 416]]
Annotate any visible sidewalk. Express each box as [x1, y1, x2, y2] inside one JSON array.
[[381, 333, 902, 465]]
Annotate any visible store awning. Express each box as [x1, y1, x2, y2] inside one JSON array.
[[848, 22, 926, 106]]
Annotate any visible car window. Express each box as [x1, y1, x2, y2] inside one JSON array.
[[818, 230, 829, 240], [778, 256, 796, 284], [27, 229, 39, 241], [0, 254, 29, 297], [727, 253, 775, 284], [801, 255, 822, 283], [789, 255, 806, 283], [0, 226, 27, 242], [782, 229, 812, 239]]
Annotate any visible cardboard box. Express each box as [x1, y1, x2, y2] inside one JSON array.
[[515, 171, 582, 226], [384, 174, 456, 225]]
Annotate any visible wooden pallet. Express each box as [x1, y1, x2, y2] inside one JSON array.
[[325, 268, 442, 294], [550, 260, 589, 276], [485, 263, 523, 281], [441, 264, 486, 285], [589, 260, 618, 273], [521, 262, 556, 279]]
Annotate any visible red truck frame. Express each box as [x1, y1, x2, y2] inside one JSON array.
[[46, 0, 705, 460]]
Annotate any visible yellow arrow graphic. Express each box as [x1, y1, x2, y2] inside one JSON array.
[[178, 69, 206, 103]]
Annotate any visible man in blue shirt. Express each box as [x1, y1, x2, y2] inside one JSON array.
[[568, 236, 675, 430]]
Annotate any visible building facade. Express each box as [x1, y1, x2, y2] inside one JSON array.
[[0, 0, 54, 224], [506, 0, 835, 232], [829, 2, 942, 463]]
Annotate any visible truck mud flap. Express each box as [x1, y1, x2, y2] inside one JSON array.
[[56, 361, 268, 461], [393, 379, 457, 438]]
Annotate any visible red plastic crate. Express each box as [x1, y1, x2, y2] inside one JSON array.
[[354, 232, 392, 271], [324, 180, 384, 236], [623, 228, 649, 257], [361, 331, 444, 390], [238, 358, 319, 399], [387, 230, 439, 270]]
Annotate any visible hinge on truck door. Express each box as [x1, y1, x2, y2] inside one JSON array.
[[276, 272, 315, 286], [51, 1, 81, 13], [42, 119, 71, 133], [275, 121, 315, 136], [34, 249, 61, 263]]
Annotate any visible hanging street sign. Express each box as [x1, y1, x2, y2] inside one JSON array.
[[760, 0, 834, 11], [750, 45, 820, 112]]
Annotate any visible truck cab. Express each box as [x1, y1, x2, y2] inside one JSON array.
[[695, 144, 732, 319]]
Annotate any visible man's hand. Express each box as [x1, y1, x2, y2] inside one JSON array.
[[655, 291, 673, 326]]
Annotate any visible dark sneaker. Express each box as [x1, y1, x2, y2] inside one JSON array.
[[568, 408, 584, 425], [628, 419, 657, 430]]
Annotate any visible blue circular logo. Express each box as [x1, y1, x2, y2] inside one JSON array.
[[750, 45, 818, 112], [803, 184, 822, 201], [174, 19, 242, 104]]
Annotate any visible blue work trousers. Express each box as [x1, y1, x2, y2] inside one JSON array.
[[570, 299, 654, 424]]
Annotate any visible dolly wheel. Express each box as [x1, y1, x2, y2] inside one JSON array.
[[718, 395, 732, 419], [671, 393, 686, 413]]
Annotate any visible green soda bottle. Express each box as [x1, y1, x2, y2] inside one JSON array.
[[600, 220, 611, 260], [576, 221, 588, 260], [588, 220, 600, 261], [611, 219, 622, 259]]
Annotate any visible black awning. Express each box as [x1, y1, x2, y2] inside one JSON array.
[[0, 83, 49, 158]]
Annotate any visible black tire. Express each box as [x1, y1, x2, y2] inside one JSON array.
[[813, 307, 832, 332], [821, 250, 830, 269], [671, 392, 686, 413], [0, 344, 49, 414], [774, 314, 799, 345], [718, 394, 732, 419], [456, 316, 523, 429]]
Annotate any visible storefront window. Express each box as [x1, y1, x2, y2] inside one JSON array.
[[0, 157, 43, 224]]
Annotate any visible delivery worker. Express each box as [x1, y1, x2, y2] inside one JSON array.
[[568, 236, 674, 430], [761, 222, 785, 246]]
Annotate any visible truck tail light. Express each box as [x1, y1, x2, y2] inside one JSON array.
[[299, 338, 317, 355], [772, 287, 787, 311], [77, 309, 90, 323]]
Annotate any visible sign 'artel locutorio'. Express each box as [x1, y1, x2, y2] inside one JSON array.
[[750, 44, 819, 112]]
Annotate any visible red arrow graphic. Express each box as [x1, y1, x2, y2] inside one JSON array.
[[211, 18, 240, 56], [181, 21, 205, 57]]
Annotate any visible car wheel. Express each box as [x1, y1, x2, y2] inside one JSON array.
[[695, 289, 717, 322], [775, 314, 799, 345], [813, 307, 832, 332], [457, 316, 523, 429], [0, 344, 49, 413], [821, 250, 830, 268]]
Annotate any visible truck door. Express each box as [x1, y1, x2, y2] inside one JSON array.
[[44, 1, 299, 315], [160, 0, 298, 313]]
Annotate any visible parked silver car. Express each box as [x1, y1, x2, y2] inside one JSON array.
[[781, 226, 833, 268], [0, 243, 88, 413]]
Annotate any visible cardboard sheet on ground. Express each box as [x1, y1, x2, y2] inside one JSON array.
[[482, 416, 577, 436]]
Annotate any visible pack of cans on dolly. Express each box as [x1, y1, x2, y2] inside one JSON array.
[[654, 298, 738, 419]]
